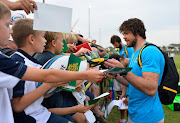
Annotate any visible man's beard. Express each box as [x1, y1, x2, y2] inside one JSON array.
[[118, 43, 122, 50], [128, 37, 137, 47]]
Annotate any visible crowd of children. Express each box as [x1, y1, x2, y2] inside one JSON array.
[[0, 2, 106, 123]]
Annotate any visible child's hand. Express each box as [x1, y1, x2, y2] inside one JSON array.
[[67, 44, 77, 53], [74, 47, 91, 57], [76, 104, 94, 113], [75, 85, 82, 92], [85, 95, 90, 101], [85, 69, 104, 83]]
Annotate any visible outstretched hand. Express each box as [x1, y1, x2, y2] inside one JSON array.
[[11, 0, 37, 14], [74, 47, 91, 57], [85, 69, 104, 83], [67, 44, 77, 53]]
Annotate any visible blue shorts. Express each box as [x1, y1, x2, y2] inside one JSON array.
[[85, 90, 95, 100], [47, 113, 74, 123], [42, 91, 77, 116]]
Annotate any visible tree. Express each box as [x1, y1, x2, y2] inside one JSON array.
[[162, 46, 167, 51]]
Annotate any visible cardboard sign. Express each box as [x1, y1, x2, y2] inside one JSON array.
[[34, 2, 72, 33]]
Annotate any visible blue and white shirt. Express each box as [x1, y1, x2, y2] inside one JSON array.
[[0, 52, 27, 123], [11, 49, 51, 123], [128, 42, 165, 123]]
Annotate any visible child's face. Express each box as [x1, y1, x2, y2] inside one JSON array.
[[33, 31, 47, 53], [0, 15, 11, 47], [54, 34, 63, 54]]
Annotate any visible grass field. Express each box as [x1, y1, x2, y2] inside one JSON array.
[[107, 55, 180, 123]]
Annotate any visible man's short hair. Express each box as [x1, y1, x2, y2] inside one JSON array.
[[0, 2, 11, 20], [12, 18, 40, 48], [44, 31, 62, 49], [110, 35, 121, 44], [119, 18, 146, 39]]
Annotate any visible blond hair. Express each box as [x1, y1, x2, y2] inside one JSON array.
[[0, 2, 11, 19], [44, 31, 62, 49], [12, 18, 40, 48], [63, 33, 78, 44]]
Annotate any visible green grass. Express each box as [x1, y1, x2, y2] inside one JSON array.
[[107, 55, 180, 123], [174, 55, 180, 77]]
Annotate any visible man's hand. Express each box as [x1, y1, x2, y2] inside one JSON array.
[[85, 69, 104, 83], [76, 104, 94, 113], [10, 0, 37, 14], [104, 58, 124, 68]]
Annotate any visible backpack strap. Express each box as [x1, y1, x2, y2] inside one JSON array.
[[124, 45, 128, 57], [138, 43, 160, 68]]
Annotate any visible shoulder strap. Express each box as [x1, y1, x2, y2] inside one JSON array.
[[138, 43, 161, 68], [124, 45, 128, 57]]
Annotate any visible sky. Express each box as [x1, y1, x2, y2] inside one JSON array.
[[10, 0, 180, 48]]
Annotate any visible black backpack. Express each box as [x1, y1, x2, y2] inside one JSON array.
[[138, 43, 179, 105]]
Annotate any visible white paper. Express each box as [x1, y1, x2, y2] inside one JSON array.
[[94, 92, 110, 100], [72, 91, 86, 104], [107, 98, 128, 114], [99, 69, 108, 73], [84, 110, 96, 123], [118, 100, 128, 110], [33, 2, 72, 33]]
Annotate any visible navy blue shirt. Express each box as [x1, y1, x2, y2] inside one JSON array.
[[34, 51, 54, 65], [0, 52, 27, 79]]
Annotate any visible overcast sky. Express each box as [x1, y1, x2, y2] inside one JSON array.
[[11, 0, 180, 48]]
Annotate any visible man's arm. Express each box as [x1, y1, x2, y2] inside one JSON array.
[[12, 82, 67, 112], [124, 71, 159, 97], [21, 67, 104, 83], [0, 0, 37, 14], [104, 59, 159, 97], [115, 74, 129, 87]]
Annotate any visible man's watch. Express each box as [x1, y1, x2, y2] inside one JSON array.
[[120, 72, 128, 77]]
